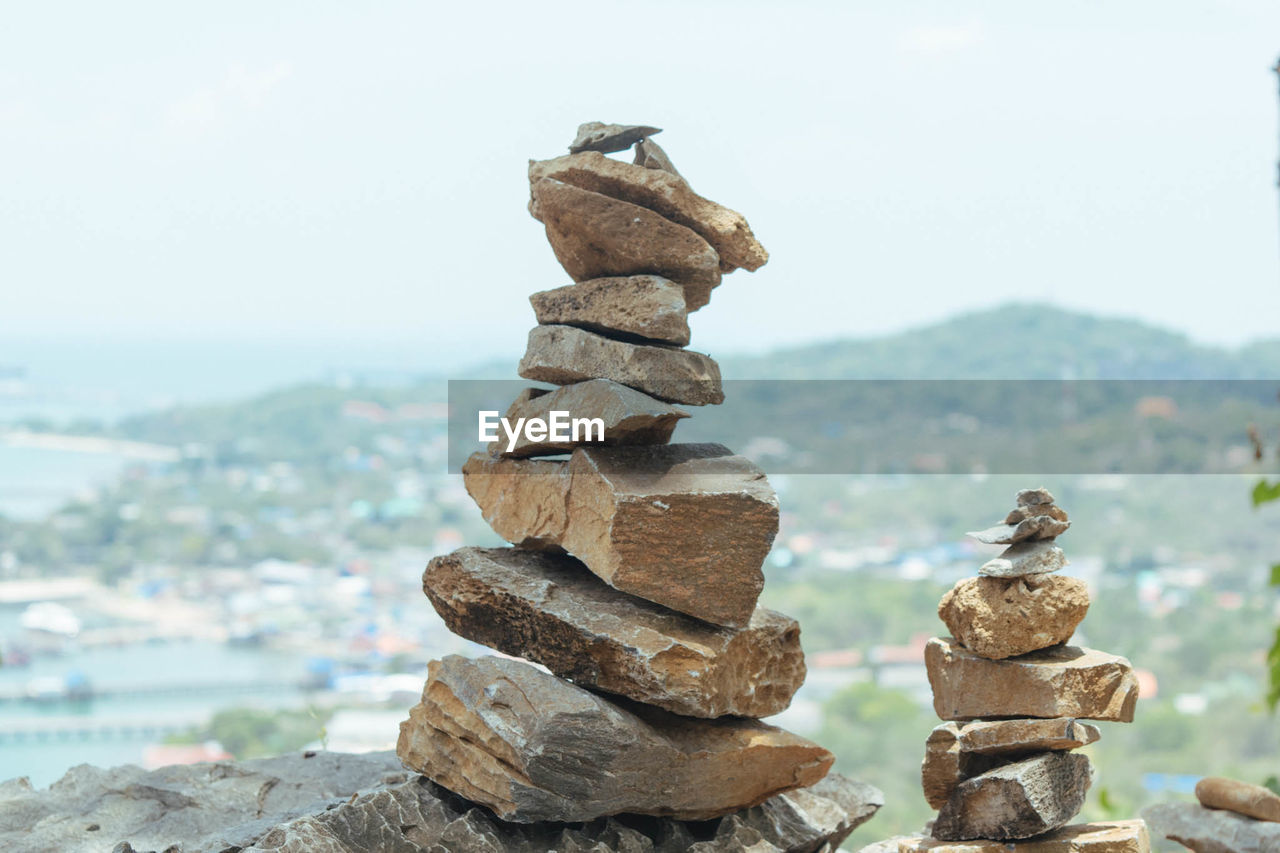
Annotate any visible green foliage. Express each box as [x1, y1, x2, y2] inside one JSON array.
[[1253, 480, 1280, 508]]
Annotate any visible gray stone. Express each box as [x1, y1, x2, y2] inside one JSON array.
[[494, 381, 688, 458], [896, 820, 1151, 852], [932, 752, 1093, 841], [530, 275, 691, 346], [978, 539, 1068, 578], [396, 655, 835, 823], [967, 515, 1070, 545], [569, 121, 662, 154], [519, 324, 724, 406], [635, 138, 681, 176], [423, 547, 805, 718], [1143, 801, 1280, 853]]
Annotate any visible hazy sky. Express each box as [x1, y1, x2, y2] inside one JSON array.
[[5, 1, 1280, 375]]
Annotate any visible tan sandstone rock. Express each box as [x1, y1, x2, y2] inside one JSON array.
[[979, 538, 1068, 578], [1006, 504, 1070, 524], [1018, 487, 1057, 506], [494, 380, 688, 458], [926, 638, 1139, 722], [462, 444, 778, 626], [932, 752, 1093, 841], [530, 178, 723, 310], [423, 547, 804, 718], [922, 719, 1101, 809], [568, 121, 661, 154], [518, 324, 724, 406], [938, 574, 1090, 660], [897, 820, 1150, 852], [530, 152, 769, 274], [396, 655, 833, 823], [1195, 776, 1280, 823], [529, 275, 690, 346]]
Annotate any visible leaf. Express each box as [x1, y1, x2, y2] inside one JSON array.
[[1271, 563, 1280, 587], [1253, 480, 1280, 508], [1266, 776, 1280, 796], [1267, 626, 1280, 713]]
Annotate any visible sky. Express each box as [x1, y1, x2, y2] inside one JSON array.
[[4, 1, 1280, 386]]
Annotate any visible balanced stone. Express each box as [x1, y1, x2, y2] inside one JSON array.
[[932, 752, 1093, 841], [529, 275, 691, 346], [463, 444, 778, 627], [922, 719, 1101, 809], [926, 638, 1140, 722], [938, 574, 1090, 660], [1018, 487, 1056, 506], [968, 515, 1071, 545], [518, 324, 724, 406], [568, 121, 662, 154], [635, 137, 680, 176], [396, 655, 834, 823], [530, 152, 769, 274], [1196, 776, 1280, 823], [897, 820, 1151, 852], [1006, 504, 1069, 524], [1144, 802, 1280, 853], [423, 547, 805, 718], [979, 539, 1068, 578], [495, 380, 688, 457], [531, 178, 722, 310]]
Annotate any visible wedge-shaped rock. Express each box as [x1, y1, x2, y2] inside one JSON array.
[[423, 547, 804, 718], [979, 538, 1068, 578], [494, 380, 688, 458], [396, 655, 833, 823], [530, 275, 690, 345], [463, 444, 778, 626], [1196, 776, 1280, 823], [531, 178, 723, 310], [968, 515, 1071, 545], [519, 324, 724, 406], [897, 820, 1150, 852], [1144, 802, 1280, 853], [568, 121, 661, 154], [635, 137, 681, 176], [922, 719, 1101, 809], [932, 753, 1092, 841], [926, 638, 1139, 722], [531, 152, 769, 274], [938, 574, 1090, 660]]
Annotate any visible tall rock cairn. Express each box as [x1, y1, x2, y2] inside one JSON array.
[[395, 122, 883, 849], [890, 488, 1150, 852]]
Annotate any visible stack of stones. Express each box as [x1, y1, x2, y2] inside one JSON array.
[[894, 488, 1151, 852], [394, 122, 883, 851]]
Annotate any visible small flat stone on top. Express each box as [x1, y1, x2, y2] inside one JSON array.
[[1195, 776, 1280, 823], [979, 538, 1067, 578], [530, 275, 690, 346], [568, 121, 662, 154], [1017, 487, 1056, 506]]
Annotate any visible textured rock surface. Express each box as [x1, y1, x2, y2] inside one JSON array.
[[932, 752, 1092, 841], [1006, 503, 1070, 524], [396, 655, 834, 823], [423, 547, 804, 718], [937, 574, 1090, 660], [531, 178, 722, 310], [530, 152, 769, 275], [635, 138, 680, 176], [568, 121, 662, 154], [530, 275, 691, 346], [926, 638, 1139, 722], [979, 539, 1068, 578], [519, 324, 724, 406], [0, 751, 409, 853], [1018, 487, 1056, 506], [897, 820, 1150, 852], [495, 380, 688, 457], [967, 515, 1071, 545], [1144, 802, 1280, 853], [1196, 776, 1280, 822], [463, 444, 778, 627], [921, 719, 1101, 809]]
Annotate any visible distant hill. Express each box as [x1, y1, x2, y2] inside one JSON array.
[[720, 304, 1280, 380]]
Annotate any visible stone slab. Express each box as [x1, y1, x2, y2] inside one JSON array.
[[896, 820, 1150, 852], [530, 275, 691, 346], [1144, 802, 1280, 853]]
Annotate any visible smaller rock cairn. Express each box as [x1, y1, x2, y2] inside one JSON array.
[[393, 122, 883, 851], [891, 488, 1151, 852], [1144, 775, 1280, 850]]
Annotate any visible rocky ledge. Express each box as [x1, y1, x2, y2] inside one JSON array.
[[0, 750, 883, 853]]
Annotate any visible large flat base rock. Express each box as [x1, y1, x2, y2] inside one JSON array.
[[1143, 802, 1280, 853], [397, 655, 833, 823], [0, 750, 882, 853], [895, 820, 1150, 852]]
